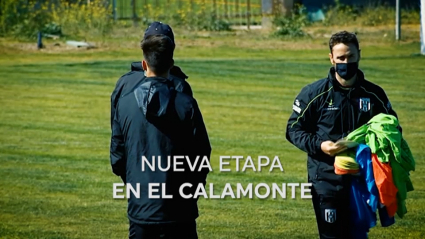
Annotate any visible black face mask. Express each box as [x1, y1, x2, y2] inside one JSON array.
[[335, 62, 358, 80]]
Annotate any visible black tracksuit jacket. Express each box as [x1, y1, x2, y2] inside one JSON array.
[[110, 64, 211, 224], [286, 67, 398, 190], [111, 62, 192, 129]]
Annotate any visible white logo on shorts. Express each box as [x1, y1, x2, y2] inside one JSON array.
[[325, 209, 336, 223]]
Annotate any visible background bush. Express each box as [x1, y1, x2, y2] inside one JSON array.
[[272, 0, 420, 37], [272, 5, 309, 37], [0, 0, 112, 39], [138, 2, 231, 31], [0, 0, 420, 40]]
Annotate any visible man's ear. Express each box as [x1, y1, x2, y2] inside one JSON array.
[[142, 60, 148, 71], [329, 53, 335, 65], [170, 59, 174, 69]]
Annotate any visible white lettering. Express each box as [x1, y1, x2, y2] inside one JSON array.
[[237, 183, 253, 198], [149, 183, 160, 199], [255, 183, 270, 199], [287, 183, 300, 199], [220, 156, 231, 172], [162, 183, 173, 199], [301, 183, 312, 199], [257, 156, 269, 172], [199, 156, 213, 172], [193, 183, 208, 198], [174, 155, 184, 172], [179, 183, 192, 199], [127, 183, 140, 198], [141, 156, 154, 171], [270, 156, 284, 172], [187, 156, 200, 172], [272, 183, 286, 199], [234, 155, 243, 172], [221, 183, 236, 198], [158, 156, 171, 171], [113, 183, 125, 199], [208, 183, 220, 199], [242, 156, 256, 172]]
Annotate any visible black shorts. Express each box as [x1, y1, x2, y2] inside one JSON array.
[[311, 181, 353, 239], [129, 220, 198, 239]]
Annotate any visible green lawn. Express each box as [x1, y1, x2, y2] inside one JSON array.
[[0, 39, 424, 239]]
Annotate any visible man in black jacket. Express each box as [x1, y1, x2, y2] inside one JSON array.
[[286, 31, 399, 239], [111, 21, 192, 128], [110, 34, 211, 238]]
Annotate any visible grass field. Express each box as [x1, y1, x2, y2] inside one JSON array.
[[0, 32, 425, 238]]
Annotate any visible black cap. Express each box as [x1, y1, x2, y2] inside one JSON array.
[[144, 21, 174, 43]]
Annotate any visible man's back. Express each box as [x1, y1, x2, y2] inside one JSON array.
[[110, 25, 208, 238], [113, 76, 211, 224], [110, 63, 192, 128]]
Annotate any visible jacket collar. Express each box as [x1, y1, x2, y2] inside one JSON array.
[[131, 62, 189, 80], [131, 61, 143, 71], [145, 76, 172, 84]]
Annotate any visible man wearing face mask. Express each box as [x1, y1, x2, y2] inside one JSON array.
[[286, 31, 399, 239]]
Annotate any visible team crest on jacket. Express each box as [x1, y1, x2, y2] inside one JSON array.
[[359, 98, 371, 112], [325, 209, 336, 223]]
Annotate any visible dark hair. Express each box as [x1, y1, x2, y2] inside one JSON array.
[[141, 34, 174, 75], [329, 31, 359, 53]]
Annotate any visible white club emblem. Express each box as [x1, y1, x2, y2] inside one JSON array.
[[359, 98, 371, 112], [325, 209, 336, 223]]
